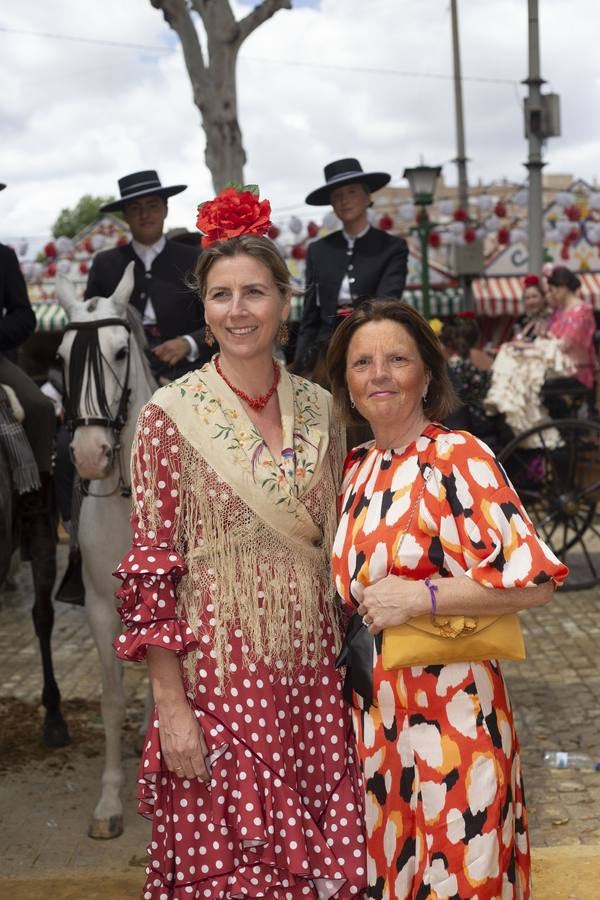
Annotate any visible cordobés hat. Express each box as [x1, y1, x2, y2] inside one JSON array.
[[305, 158, 391, 206], [100, 170, 187, 212]]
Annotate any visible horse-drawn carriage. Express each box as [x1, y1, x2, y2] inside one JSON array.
[[496, 383, 600, 591]]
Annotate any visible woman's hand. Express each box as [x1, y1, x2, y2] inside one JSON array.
[[156, 697, 210, 781], [357, 574, 428, 635]]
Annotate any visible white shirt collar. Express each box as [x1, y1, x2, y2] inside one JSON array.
[[131, 235, 166, 269], [342, 224, 371, 244]]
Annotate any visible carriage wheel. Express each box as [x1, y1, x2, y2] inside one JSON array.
[[498, 417, 600, 591]]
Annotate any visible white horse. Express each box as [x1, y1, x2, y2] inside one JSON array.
[[56, 263, 156, 838]]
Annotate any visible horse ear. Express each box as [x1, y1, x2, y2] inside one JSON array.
[[55, 274, 80, 320], [111, 261, 135, 316]]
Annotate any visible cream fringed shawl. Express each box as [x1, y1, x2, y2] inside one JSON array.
[[132, 359, 345, 685]]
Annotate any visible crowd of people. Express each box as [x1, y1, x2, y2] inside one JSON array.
[[0, 159, 597, 899]]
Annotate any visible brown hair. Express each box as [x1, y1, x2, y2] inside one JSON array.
[[440, 316, 480, 360], [326, 299, 459, 424], [192, 234, 292, 302], [547, 265, 581, 292]]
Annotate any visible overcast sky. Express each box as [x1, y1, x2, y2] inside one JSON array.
[[1, 0, 599, 243]]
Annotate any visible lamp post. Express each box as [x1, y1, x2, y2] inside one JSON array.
[[403, 164, 442, 320]]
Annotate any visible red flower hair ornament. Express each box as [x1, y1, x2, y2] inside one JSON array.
[[196, 184, 272, 248]]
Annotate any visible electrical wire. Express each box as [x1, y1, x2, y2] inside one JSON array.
[[0, 24, 519, 86]]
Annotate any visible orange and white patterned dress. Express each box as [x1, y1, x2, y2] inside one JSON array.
[[332, 423, 568, 900]]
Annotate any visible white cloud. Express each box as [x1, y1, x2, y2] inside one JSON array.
[[1, 0, 599, 239]]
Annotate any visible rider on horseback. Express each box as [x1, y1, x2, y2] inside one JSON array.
[[0, 182, 68, 746], [0, 185, 56, 485]]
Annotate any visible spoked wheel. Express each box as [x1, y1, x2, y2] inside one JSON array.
[[498, 417, 600, 590]]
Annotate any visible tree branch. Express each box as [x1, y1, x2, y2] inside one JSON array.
[[150, 0, 206, 77], [237, 0, 292, 46]]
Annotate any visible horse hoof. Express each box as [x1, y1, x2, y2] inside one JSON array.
[[88, 814, 124, 840], [43, 717, 71, 748]]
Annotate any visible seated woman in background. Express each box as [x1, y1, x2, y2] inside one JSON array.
[[485, 267, 594, 441], [439, 315, 494, 439], [513, 274, 551, 341], [545, 266, 596, 389]]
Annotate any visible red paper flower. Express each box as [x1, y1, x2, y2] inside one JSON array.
[[46, 263, 57, 277], [428, 231, 441, 249], [196, 186, 272, 248], [116, 236, 129, 247], [566, 227, 580, 243], [560, 243, 570, 260], [565, 205, 581, 222], [378, 214, 394, 230], [307, 221, 319, 238], [497, 227, 510, 245], [291, 243, 306, 260], [267, 224, 280, 240], [84, 238, 94, 253], [79, 260, 89, 274], [494, 201, 507, 218], [464, 226, 477, 243], [44, 241, 57, 259], [453, 208, 468, 222]]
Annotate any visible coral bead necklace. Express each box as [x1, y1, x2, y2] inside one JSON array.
[[214, 354, 280, 411]]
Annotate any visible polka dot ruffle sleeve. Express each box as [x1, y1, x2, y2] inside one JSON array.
[[113, 403, 198, 662]]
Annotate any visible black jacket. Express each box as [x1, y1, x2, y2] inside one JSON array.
[[85, 240, 210, 379], [293, 227, 408, 370], [0, 243, 36, 355]]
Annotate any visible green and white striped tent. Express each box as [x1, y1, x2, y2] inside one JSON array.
[[34, 302, 68, 332]]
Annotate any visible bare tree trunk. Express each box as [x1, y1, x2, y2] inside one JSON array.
[[150, 0, 291, 192]]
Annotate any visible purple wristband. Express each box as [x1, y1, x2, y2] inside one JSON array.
[[424, 577, 438, 617]]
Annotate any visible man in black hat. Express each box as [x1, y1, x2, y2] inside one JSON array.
[[85, 170, 211, 381], [292, 158, 408, 375]]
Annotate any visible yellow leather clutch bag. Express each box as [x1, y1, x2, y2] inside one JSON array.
[[381, 612, 526, 669]]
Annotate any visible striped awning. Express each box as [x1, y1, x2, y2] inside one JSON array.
[[289, 286, 463, 323], [473, 272, 600, 315], [34, 302, 68, 332], [403, 287, 463, 317]]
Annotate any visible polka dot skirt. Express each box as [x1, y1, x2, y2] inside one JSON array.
[[115, 552, 367, 898]]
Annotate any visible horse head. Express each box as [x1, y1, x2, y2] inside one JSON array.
[[56, 262, 136, 482]]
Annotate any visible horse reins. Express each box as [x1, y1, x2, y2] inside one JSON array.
[[62, 317, 133, 498]]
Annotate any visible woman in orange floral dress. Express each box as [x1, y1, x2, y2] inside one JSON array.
[[326, 300, 568, 899]]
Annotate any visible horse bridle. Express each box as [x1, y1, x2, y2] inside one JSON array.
[[62, 317, 133, 498]]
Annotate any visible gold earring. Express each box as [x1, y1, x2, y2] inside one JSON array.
[[277, 322, 289, 346], [204, 324, 215, 347]]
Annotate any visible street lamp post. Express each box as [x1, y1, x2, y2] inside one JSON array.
[[403, 164, 442, 320]]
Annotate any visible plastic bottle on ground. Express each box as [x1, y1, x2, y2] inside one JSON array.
[[543, 751, 600, 771]]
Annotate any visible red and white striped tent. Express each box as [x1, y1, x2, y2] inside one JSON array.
[[473, 272, 600, 316]]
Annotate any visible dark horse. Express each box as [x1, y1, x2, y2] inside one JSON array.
[[0, 385, 69, 747]]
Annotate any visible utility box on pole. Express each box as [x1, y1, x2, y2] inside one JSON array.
[[524, 93, 561, 139], [451, 240, 485, 277]]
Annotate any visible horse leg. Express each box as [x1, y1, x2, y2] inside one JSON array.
[[84, 577, 126, 839], [21, 476, 70, 747]]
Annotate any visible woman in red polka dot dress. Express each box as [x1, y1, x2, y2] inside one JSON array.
[[113, 189, 367, 899]]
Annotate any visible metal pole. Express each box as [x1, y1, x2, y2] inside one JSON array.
[[450, 0, 474, 310], [451, 0, 468, 211], [525, 0, 545, 275], [418, 209, 431, 320]]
